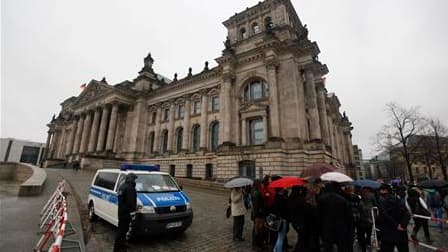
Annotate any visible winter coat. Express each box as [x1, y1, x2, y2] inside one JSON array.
[[251, 189, 266, 219], [117, 181, 137, 216], [377, 193, 410, 242], [318, 191, 352, 240], [359, 195, 375, 227], [288, 189, 311, 229], [231, 189, 246, 217], [407, 193, 431, 216], [272, 190, 290, 220]]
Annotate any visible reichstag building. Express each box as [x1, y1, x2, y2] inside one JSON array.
[[44, 0, 355, 180]]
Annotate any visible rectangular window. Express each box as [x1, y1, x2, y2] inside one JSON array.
[[20, 146, 40, 164], [193, 101, 201, 114], [163, 109, 169, 121], [94, 172, 118, 191], [177, 105, 185, 119], [210, 96, 219, 111], [250, 118, 264, 145]]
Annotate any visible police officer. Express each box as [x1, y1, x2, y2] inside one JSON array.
[[114, 173, 137, 252]]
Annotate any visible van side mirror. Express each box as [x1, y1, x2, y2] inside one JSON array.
[[180, 185, 183, 190]]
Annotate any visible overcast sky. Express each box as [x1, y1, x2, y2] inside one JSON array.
[[2, 0, 448, 158]]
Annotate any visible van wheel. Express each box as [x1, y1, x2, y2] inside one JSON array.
[[88, 202, 97, 222]]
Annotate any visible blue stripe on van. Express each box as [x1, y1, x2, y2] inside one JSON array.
[[89, 186, 118, 205]]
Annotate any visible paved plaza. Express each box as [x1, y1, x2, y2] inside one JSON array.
[[1, 167, 447, 251]]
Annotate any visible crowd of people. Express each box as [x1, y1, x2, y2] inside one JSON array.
[[228, 175, 448, 252]]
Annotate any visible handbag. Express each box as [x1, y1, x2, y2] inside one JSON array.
[[265, 213, 282, 232], [226, 205, 231, 218]]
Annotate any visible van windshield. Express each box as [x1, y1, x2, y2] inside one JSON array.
[[134, 174, 179, 193]]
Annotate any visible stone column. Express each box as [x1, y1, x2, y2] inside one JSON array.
[[129, 99, 144, 153], [48, 129, 57, 159], [316, 83, 330, 145], [79, 112, 92, 153], [73, 115, 84, 154], [153, 107, 161, 153], [327, 114, 336, 155], [241, 118, 247, 145], [337, 125, 345, 163], [344, 130, 353, 164], [106, 103, 119, 151], [88, 108, 101, 153], [43, 131, 53, 160], [222, 74, 233, 143], [199, 94, 209, 150], [167, 103, 175, 152], [65, 119, 77, 155], [96, 106, 109, 152], [305, 68, 321, 140], [266, 63, 281, 139], [182, 98, 191, 152]]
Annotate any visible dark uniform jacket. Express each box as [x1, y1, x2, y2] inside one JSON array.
[[377, 194, 410, 242], [118, 181, 137, 216]]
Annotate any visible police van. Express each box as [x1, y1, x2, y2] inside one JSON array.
[[88, 163, 193, 235]]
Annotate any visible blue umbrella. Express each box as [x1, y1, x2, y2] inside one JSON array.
[[353, 179, 381, 189]]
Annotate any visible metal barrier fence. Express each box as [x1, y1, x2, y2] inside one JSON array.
[[371, 206, 448, 252], [34, 180, 82, 252]]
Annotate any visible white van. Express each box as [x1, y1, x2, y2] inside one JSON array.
[[87, 164, 193, 235]]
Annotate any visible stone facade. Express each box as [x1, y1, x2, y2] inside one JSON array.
[[44, 0, 354, 180]]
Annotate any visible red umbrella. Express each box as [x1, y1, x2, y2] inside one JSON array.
[[301, 163, 337, 178], [268, 177, 305, 189]]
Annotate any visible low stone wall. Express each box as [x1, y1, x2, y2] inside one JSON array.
[[0, 162, 47, 196], [175, 177, 228, 193]]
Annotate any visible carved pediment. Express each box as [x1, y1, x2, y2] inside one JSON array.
[[239, 102, 268, 113], [73, 80, 114, 107]]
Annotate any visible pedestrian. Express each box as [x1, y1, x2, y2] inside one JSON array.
[[426, 189, 444, 233], [318, 182, 352, 252], [231, 187, 246, 241], [288, 186, 311, 252], [261, 175, 278, 245], [377, 184, 410, 252], [305, 178, 323, 251], [357, 187, 376, 252], [272, 188, 290, 252], [251, 179, 267, 249], [342, 184, 362, 252], [113, 173, 137, 252], [407, 188, 432, 243]]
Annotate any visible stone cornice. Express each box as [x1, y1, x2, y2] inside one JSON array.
[[143, 67, 221, 99]]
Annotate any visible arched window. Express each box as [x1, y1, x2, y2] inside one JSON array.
[[210, 122, 219, 152], [264, 16, 273, 30], [240, 27, 247, 39], [252, 22, 260, 34], [192, 124, 201, 152], [249, 118, 264, 145], [243, 79, 269, 101], [176, 127, 183, 153], [161, 129, 168, 153]]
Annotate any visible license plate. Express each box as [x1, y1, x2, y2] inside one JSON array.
[[166, 221, 182, 229]]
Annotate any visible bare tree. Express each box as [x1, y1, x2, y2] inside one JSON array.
[[376, 103, 425, 182], [428, 118, 448, 180]]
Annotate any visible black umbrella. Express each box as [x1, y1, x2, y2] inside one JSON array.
[[417, 179, 448, 189]]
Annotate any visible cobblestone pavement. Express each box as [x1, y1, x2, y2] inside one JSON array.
[[47, 168, 447, 252]]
